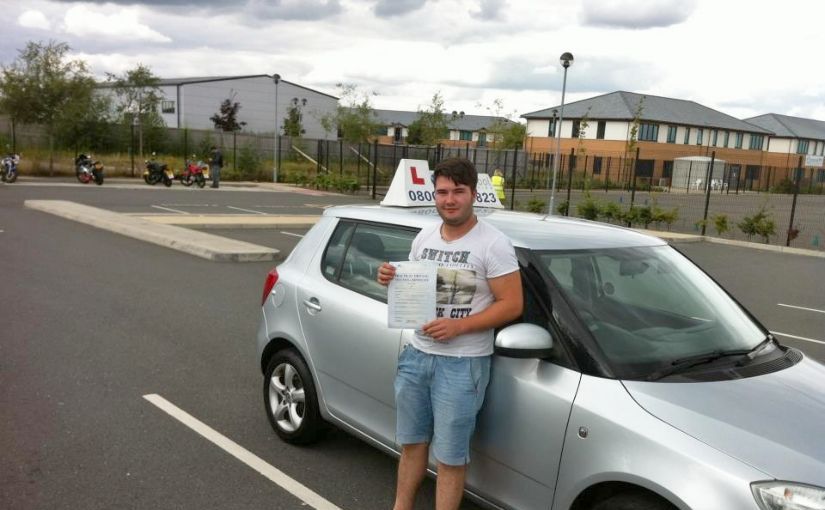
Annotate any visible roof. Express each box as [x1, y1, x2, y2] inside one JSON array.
[[323, 205, 664, 251], [100, 74, 338, 100], [744, 113, 825, 141], [522, 91, 772, 134], [372, 109, 518, 132]]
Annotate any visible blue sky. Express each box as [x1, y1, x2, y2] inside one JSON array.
[[4, 0, 825, 122]]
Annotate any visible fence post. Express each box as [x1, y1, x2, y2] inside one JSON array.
[[371, 139, 378, 200], [339, 140, 343, 176], [582, 154, 589, 191], [605, 157, 611, 192], [809, 168, 815, 193], [701, 151, 716, 236], [686, 161, 693, 194], [786, 156, 803, 246], [510, 149, 517, 211], [566, 148, 575, 215], [629, 147, 639, 210]]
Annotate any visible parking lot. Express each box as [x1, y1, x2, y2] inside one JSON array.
[[1, 180, 823, 509]]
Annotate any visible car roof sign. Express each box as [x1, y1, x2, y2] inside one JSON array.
[[380, 159, 504, 209]]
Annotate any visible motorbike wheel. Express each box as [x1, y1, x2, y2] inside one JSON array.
[[94, 172, 104, 185], [76, 171, 86, 183], [144, 174, 153, 185], [163, 176, 172, 187], [6, 172, 17, 183], [1, 171, 6, 182], [181, 174, 193, 187], [196, 175, 206, 188]]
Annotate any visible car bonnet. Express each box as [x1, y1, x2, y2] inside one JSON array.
[[622, 356, 825, 486]]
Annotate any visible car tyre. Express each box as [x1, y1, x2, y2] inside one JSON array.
[[264, 349, 323, 445], [591, 491, 675, 510]]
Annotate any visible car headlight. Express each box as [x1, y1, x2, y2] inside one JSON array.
[[752, 481, 825, 509]]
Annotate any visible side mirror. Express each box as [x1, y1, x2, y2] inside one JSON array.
[[495, 323, 554, 359]]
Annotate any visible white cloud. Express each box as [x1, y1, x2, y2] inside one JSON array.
[[62, 5, 172, 43], [580, 0, 697, 29], [18, 10, 51, 30]]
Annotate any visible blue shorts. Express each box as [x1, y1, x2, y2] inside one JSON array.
[[394, 345, 491, 466]]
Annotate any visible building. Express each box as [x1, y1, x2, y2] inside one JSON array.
[[745, 113, 825, 168], [371, 109, 518, 146], [522, 91, 773, 186], [99, 74, 339, 139]]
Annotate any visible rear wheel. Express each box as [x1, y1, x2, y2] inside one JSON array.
[[5, 170, 16, 183], [196, 174, 206, 188], [163, 175, 172, 187], [264, 349, 323, 444], [94, 172, 103, 185], [591, 491, 675, 510], [180, 173, 193, 186]]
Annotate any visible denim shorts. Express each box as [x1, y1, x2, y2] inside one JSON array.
[[394, 345, 491, 466]]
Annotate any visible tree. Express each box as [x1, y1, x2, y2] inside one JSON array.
[[0, 40, 98, 173], [319, 83, 380, 145], [210, 94, 246, 132], [624, 96, 645, 186], [106, 64, 165, 158], [482, 98, 526, 150], [282, 97, 306, 137], [411, 92, 449, 146]]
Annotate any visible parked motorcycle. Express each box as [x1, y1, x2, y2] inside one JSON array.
[[143, 153, 173, 187], [179, 155, 209, 188], [1, 153, 20, 183], [75, 154, 104, 185]]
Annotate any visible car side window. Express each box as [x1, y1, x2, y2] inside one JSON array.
[[323, 221, 418, 302]]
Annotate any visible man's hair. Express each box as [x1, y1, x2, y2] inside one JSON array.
[[433, 157, 477, 191]]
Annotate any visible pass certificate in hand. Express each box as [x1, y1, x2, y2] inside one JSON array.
[[387, 261, 437, 329]]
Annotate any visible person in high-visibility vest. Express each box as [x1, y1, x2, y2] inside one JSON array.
[[492, 169, 506, 203]]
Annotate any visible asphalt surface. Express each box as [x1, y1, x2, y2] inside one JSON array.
[[2, 179, 823, 510]]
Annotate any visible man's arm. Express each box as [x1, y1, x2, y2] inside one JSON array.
[[421, 270, 523, 342]]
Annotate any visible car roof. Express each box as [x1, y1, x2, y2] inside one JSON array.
[[323, 205, 666, 251]]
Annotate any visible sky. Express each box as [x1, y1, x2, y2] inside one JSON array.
[[3, 0, 825, 123]]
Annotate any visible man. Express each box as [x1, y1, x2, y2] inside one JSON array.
[[377, 157, 523, 510], [209, 145, 223, 188]]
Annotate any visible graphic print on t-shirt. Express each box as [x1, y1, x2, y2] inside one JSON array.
[[437, 268, 476, 305]]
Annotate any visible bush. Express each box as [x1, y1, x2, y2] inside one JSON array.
[[738, 206, 775, 243], [556, 200, 569, 216], [600, 202, 622, 224], [234, 144, 263, 181], [576, 193, 600, 220], [526, 198, 545, 213], [654, 207, 679, 230], [712, 214, 729, 237]]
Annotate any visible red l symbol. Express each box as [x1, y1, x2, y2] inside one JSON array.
[[410, 166, 425, 185]]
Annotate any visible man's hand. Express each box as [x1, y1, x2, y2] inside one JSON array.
[[421, 318, 464, 342], [377, 262, 396, 286]]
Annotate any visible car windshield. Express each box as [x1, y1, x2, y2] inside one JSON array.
[[533, 245, 766, 379]]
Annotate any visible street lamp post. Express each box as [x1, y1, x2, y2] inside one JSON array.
[[273, 73, 281, 183], [549, 52, 574, 215]]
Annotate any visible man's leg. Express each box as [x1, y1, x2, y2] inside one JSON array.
[[393, 443, 428, 510], [435, 462, 466, 510]]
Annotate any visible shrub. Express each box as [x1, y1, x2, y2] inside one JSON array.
[[576, 193, 600, 220], [738, 207, 775, 243], [712, 214, 729, 237], [600, 202, 622, 224], [556, 200, 569, 216], [526, 198, 545, 213]]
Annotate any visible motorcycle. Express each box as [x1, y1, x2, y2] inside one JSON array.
[[179, 155, 209, 188], [75, 154, 104, 185], [143, 153, 174, 187], [1, 153, 20, 183]]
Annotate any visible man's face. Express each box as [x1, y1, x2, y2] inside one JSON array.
[[434, 175, 475, 226]]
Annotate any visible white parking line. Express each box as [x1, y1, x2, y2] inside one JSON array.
[[227, 205, 267, 215], [143, 394, 342, 510], [778, 303, 825, 315], [280, 231, 304, 238], [771, 331, 825, 346], [152, 205, 190, 215]]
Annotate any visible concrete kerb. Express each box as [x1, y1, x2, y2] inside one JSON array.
[[638, 228, 825, 258], [24, 200, 280, 262]]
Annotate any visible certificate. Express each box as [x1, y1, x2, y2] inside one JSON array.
[[387, 261, 437, 329]]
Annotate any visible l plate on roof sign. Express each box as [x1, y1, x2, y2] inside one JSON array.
[[380, 159, 503, 209]]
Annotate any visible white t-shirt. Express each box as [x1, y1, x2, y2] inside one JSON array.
[[408, 218, 519, 357]]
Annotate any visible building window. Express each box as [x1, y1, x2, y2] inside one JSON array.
[[749, 134, 764, 150], [797, 140, 810, 154], [723, 131, 730, 148], [817, 169, 825, 183], [592, 156, 603, 175], [666, 125, 677, 143], [459, 130, 472, 141], [477, 132, 487, 147], [638, 123, 658, 141], [596, 121, 606, 140], [684, 127, 691, 144], [161, 100, 175, 114], [696, 128, 704, 145], [735, 132, 743, 149], [712, 129, 718, 146], [572, 120, 581, 138], [548, 119, 556, 137], [662, 160, 674, 179]]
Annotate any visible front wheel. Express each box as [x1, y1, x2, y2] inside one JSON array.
[[196, 174, 206, 188], [264, 349, 323, 444], [591, 491, 676, 510], [4, 171, 16, 183], [180, 174, 193, 187], [94, 172, 104, 185], [163, 176, 172, 187]]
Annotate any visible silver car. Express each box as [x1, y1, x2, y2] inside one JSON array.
[[256, 205, 825, 510]]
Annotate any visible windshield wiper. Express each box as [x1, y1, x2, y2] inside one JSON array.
[[646, 349, 752, 381], [735, 335, 776, 366]]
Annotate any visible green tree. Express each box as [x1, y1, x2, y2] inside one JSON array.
[[282, 97, 306, 137], [210, 93, 246, 132], [412, 92, 450, 146], [625, 96, 645, 186], [106, 63, 165, 158], [482, 98, 527, 150], [0, 40, 98, 173], [319, 83, 380, 145]]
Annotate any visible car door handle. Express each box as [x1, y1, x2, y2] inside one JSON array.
[[303, 298, 322, 312]]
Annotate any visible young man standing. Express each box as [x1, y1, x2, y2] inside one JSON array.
[[377, 157, 523, 510], [209, 145, 223, 188]]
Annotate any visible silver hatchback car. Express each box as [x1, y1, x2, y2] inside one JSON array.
[[256, 204, 825, 510]]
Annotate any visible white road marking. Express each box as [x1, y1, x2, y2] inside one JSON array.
[[771, 331, 825, 346], [151, 205, 189, 215], [280, 231, 304, 238], [778, 303, 825, 315], [227, 205, 267, 215], [143, 394, 342, 510]]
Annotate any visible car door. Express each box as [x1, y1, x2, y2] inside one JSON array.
[[466, 259, 582, 510], [297, 220, 418, 444]]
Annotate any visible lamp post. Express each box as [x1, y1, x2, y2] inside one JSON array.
[[273, 73, 281, 183], [549, 52, 574, 215]]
